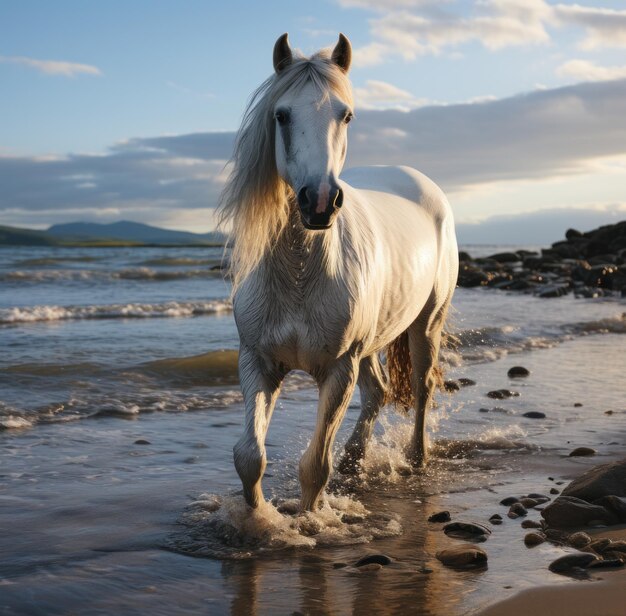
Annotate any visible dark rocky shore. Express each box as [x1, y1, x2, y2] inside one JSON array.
[[458, 220, 626, 298]]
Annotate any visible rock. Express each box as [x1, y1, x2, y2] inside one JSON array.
[[500, 496, 519, 506], [607, 541, 626, 554], [589, 538, 611, 553], [428, 510, 451, 523], [489, 514, 503, 525], [444, 380, 460, 393], [605, 409, 614, 415], [458, 251, 472, 262], [523, 411, 546, 419], [592, 495, 626, 521], [508, 366, 530, 378], [536, 284, 571, 298], [541, 496, 620, 528], [527, 493, 550, 500], [548, 553, 598, 573], [488, 252, 521, 263], [436, 544, 488, 569], [355, 554, 392, 567], [562, 459, 626, 501], [487, 389, 520, 399], [458, 378, 476, 387], [520, 498, 539, 508], [574, 402, 583, 407], [545, 528, 570, 544], [332, 562, 348, 569], [509, 503, 528, 517], [550, 488, 560, 495], [358, 563, 383, 572], [134, 439, 151, 445], [588, 559, 625, 569], [569, 447, 596, 457], [566, 228, 583, 240], [524, 532, 545, 547], [420, 566, 434, 574], [568, 532, 592, 549], [443, 521, 491, 541], [521, 520, 543, 529]]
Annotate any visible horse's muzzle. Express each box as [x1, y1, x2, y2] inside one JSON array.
[[297, 181, 343, 230]]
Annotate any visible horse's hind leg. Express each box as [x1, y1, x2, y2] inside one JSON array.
[[234, 345, 284, 508], [408, 295, 451, 467], [337, 354, 387, 475], [299, 353, 359, 510]]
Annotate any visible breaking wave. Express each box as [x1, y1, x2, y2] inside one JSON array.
[[0, 300, 232, 324]]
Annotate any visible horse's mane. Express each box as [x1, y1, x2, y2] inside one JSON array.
[[217, 48, 353, 290]]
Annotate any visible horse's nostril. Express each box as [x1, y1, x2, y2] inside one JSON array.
[[333, 188, 344, 209], [298, 187, 309, 205]]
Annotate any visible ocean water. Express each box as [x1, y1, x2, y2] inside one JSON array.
[[1, 245, 625, 615]]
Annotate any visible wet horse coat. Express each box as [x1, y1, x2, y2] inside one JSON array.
[[218, 34, 458, 511]]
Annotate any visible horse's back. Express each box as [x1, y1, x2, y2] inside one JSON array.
[[340, 165, 451, 221]]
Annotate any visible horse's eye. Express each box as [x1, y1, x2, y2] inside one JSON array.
[[275, 110, 288, 125], [344, 112, 354, 124]]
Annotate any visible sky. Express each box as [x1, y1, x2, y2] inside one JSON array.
[[1, 0, 625, 242]]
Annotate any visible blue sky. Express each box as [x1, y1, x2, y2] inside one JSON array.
[[1, 0, 625, 240]]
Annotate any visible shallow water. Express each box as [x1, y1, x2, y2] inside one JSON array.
[[1, 245, 625, 615]]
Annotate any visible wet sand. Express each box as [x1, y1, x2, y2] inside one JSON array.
[[2, 330, 626, 615]]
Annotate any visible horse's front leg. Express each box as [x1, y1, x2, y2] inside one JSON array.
[[337, 354, 388, 475], [299, 354, 359, 511], [234, 345, 284, 508]]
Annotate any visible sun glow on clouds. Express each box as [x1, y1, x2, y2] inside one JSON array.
[[0, 55, 101, 77]]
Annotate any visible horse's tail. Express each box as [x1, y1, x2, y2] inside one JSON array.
[[385, 329, 447, 413]]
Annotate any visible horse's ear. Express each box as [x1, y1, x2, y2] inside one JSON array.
[[273, 33, 293, 73], [331, 33, 352, 73]]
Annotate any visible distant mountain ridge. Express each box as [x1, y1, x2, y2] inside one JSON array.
[[1, 221, 226, 246]]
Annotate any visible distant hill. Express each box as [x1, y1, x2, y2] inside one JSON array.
[[47, 220, 226, 245], [0, 221, 226, 246], [0, 225, 58, 246]]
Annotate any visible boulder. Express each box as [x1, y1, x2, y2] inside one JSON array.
[[541, 496, 619, 528], [562, 458, 626, 501]]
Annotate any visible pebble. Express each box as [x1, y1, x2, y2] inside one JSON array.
[[568, 532, 592, 549], [487, 389, 520, 399], [443, 521, 491, 541], [590, 538, 612, 553], [550, 488, 560, 495], [458, 378, 476, 387], [508, 366, 530, 378], [428, 510, 451, 523], [605, 410, 614, 415], [524, 532, 545, 547], [134, 439, 151, 445], [523, 411, 546, 419], [355, 554, 392, 567], [548, 553, 598, 573], [520, 498, 539, 508], [436, 544, 488, 569], [569, 447, 596, 457], [500, 496, 519, 506], [444, 380, 460, 393], [521, 519, 542, 529], [574, 402, 583, 407], [509, 503, 528, 517], [489, 514, 503, 525]]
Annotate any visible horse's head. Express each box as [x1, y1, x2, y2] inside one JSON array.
[[272, 34, 353, 230]]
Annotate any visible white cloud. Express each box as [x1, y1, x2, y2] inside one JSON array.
[[0, 55, 102, 77], [347, 0, 553, 66], [354, 79, 430, 110], [557, 59, 626, 82], [554, 3, 626, 49]]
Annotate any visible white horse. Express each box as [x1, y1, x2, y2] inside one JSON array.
[[218, 33, 458, 511]]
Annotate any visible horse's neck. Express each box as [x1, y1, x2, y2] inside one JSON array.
[[265, 206, 339, 285]]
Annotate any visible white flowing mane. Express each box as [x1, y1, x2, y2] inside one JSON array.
[[217, 49, 354, 290]]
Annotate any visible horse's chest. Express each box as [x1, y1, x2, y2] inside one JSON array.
[[235, 285, 356, 371]]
